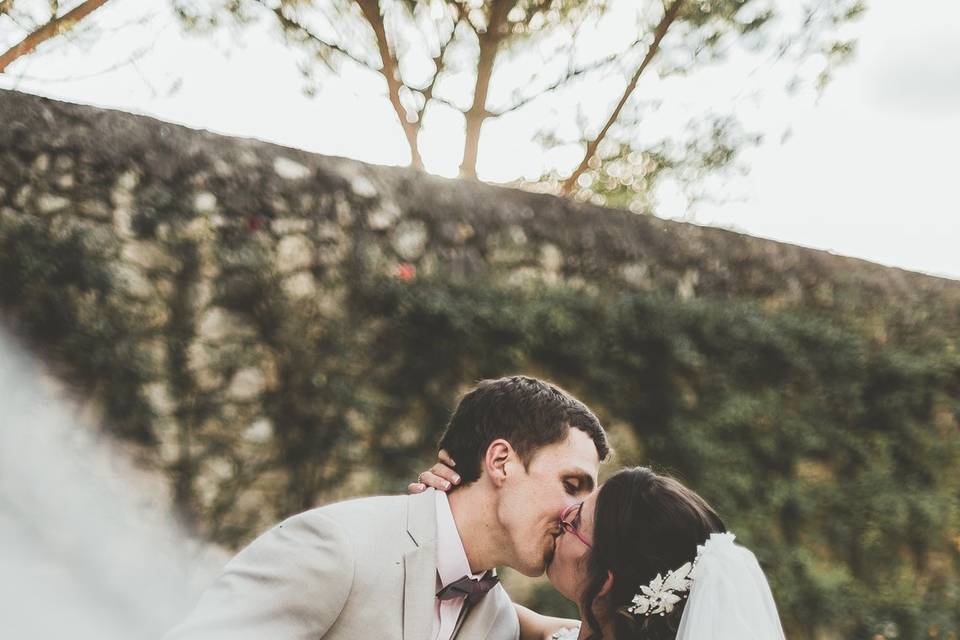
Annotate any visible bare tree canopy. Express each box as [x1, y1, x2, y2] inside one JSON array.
[[2, 0, 865, 214], [173, 0, 864, 211]]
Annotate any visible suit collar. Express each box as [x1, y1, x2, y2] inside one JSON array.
[[406, 487, 438, 547], [404, 489, 502, 640]]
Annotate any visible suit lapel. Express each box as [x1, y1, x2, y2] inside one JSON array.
[[450, 586, 501, 640], [449, 599, 472, 639], [403, 489, 439, 640]]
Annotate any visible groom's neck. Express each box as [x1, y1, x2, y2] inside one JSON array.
[[447, 482, 506, 574]]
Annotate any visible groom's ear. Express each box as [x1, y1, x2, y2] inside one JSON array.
[[483, 439, 513, 487]]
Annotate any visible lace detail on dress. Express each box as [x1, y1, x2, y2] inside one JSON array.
[[549, 627, 580, 640]]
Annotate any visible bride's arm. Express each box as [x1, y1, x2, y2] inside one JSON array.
[[515, 603, 580, 640]]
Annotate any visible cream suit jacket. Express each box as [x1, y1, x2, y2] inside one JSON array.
[[163, 488, 519, 640]]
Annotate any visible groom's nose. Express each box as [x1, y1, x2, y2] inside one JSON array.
[[556, 498, 578, 520]]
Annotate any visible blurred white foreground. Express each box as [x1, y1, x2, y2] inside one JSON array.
[[0, 327, 228, 639]]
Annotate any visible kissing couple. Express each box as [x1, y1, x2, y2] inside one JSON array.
[[165, 376, 786, 640]]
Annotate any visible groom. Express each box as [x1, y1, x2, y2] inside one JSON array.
[[164, 375, 609, 640]]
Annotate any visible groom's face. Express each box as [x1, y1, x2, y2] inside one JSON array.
[[497, 427, 600, 577]]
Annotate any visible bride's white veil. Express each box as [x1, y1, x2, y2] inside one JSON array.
[[675, 532, 787, 640]]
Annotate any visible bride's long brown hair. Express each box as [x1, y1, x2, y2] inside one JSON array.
[[579, 467, 725, 640]]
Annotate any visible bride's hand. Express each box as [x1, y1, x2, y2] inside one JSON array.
[[408, 449, 461, 493]]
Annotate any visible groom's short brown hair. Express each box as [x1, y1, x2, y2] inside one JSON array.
[[437, 375, 609, 485]]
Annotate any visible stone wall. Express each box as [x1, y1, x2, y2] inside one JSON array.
[[3, 91, 957, 318], [2, 89, 958, 546]]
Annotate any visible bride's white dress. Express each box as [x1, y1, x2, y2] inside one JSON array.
[[549, 627, 580, 640]]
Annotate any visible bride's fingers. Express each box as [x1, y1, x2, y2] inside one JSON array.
[[408, 482, 427, 494], [419, 470, 454, 491], [430, 461, 461, 486], [438, 449, 456, 467]]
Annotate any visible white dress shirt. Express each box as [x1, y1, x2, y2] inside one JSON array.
[[432, 490, 483, 640]]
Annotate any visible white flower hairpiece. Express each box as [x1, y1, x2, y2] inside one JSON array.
[[626, 561, 695, 617], [626, 532, 737, 618]]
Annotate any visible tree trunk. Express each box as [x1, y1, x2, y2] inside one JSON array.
[[0, 0, 111, 73], [354, 0, 424, 170], [459, 38, 497, 180], [459, 0, 516, 180]]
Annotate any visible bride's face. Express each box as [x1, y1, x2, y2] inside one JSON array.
[[546, 489, 599, 602]]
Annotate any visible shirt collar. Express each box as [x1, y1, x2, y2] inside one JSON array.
[[434, 489, 482, 588]]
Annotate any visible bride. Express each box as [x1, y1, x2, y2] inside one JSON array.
[[416, 461, 786, 640]]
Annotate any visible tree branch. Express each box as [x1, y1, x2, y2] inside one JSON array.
[[489, 43, 637, 117], [0, 0, 110, 73], [429, 95, 463, 112], [261, 1, 378, 74], [450, 0, 480, 36], [414, 16, 459, 121], [354, 0, 424, 169], [560, 0, 684, 195]]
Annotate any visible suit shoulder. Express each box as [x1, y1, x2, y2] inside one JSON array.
[[294, 494, 408, 532], [491, 582, 516, 610], [165, 505, 356, 640]]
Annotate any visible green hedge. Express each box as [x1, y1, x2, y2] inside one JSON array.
[[351, 277, 960, 639], [0, 215, 155, 442]]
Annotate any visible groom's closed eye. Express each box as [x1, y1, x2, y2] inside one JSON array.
[[562, 471, 594, 495]]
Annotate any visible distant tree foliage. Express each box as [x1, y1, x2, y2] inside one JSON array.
[[173, 0, 865, 210], [2, 0, 865, 214]]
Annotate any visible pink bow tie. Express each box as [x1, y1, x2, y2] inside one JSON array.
[[436, 572, 500, 605]]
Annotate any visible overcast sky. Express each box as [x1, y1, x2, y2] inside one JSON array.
[[2, 0, 958, 279]]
